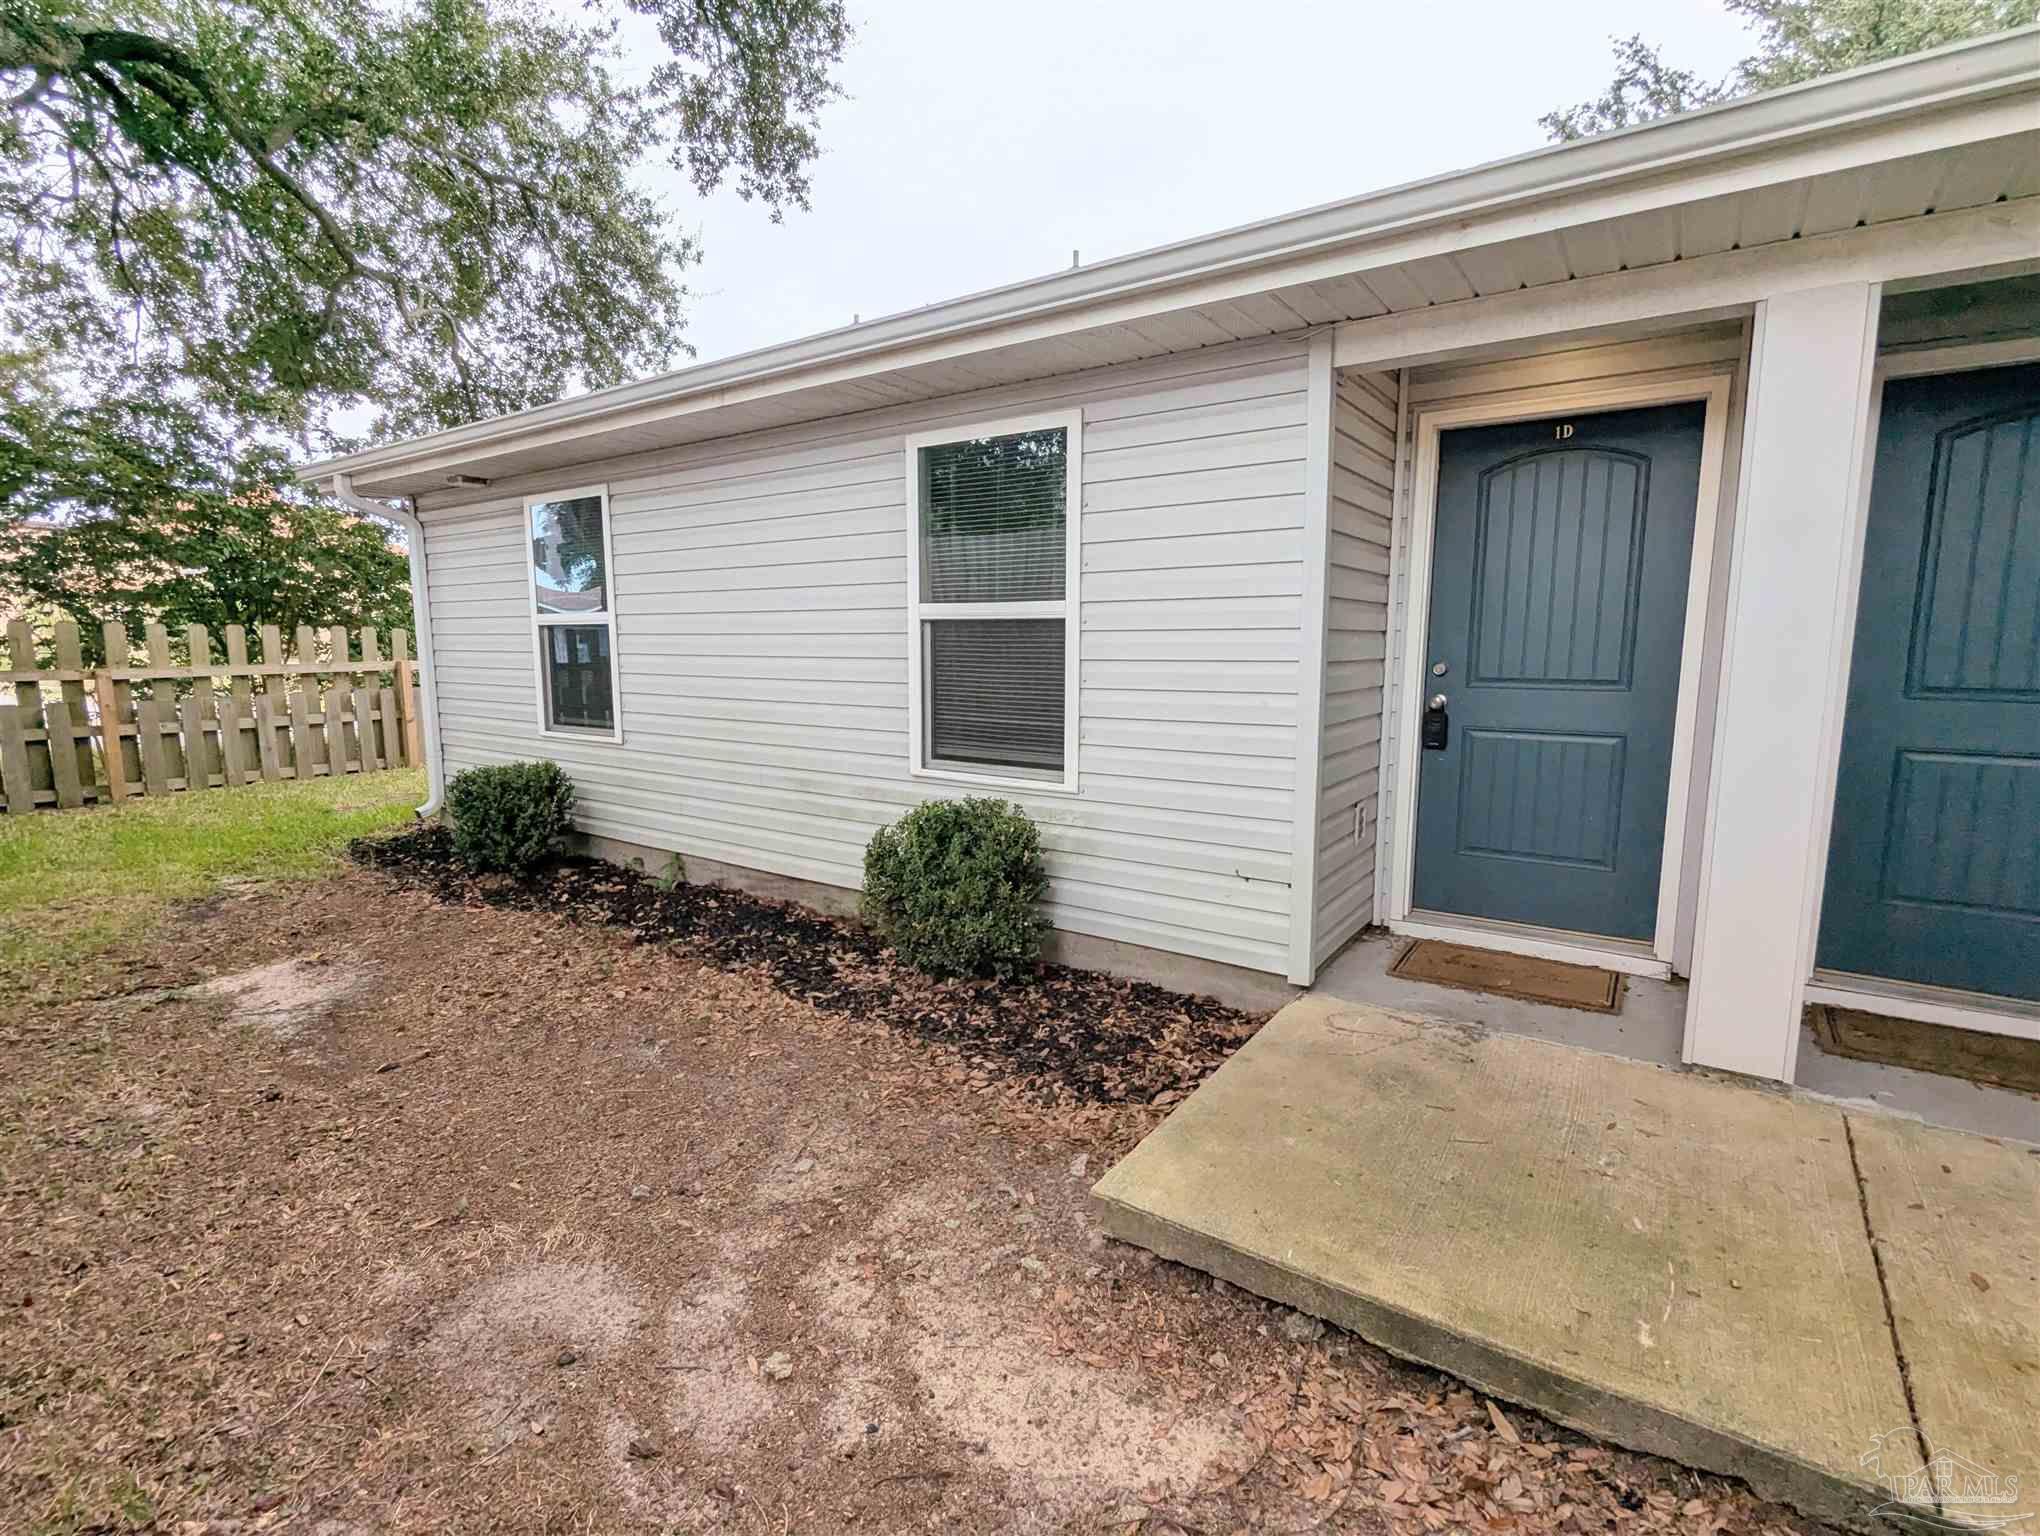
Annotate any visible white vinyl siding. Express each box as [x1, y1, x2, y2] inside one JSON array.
[[1312, 369, 1399, 969], [419, 337, 1311, 976]]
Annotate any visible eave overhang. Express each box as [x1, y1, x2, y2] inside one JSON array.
[[308, 25, 2040, 501]]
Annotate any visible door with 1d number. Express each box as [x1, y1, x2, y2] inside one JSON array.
[[1412, 403, 1705, 941]]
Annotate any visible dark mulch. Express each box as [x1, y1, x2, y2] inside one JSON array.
[[349, 824, 1265, 1107]]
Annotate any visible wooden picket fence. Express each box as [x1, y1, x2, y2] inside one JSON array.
[[0, 619, 423, 814]]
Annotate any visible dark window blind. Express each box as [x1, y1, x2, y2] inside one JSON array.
[[925, 618, 1064, 771]]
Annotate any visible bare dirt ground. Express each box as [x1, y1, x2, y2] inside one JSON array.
[[1, 852, 1835, 1535]]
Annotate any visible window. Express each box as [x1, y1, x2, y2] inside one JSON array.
[[527, 485, 622, 739], [905, 413, 1080, 788]]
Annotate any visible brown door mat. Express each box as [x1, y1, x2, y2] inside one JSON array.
[[1388, 939, 1624, 1014], [1807, 1005, 2040, 1096]]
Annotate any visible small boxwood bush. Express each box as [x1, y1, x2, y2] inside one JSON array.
[[446, 760, 576, 876], [862, 797, 1049, 979]]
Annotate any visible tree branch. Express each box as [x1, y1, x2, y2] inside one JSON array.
[[5, 67, 53, 109], [15, 20, 420, 324]]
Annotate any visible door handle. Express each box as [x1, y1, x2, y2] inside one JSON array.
[[1422, 694, 1450, 750]]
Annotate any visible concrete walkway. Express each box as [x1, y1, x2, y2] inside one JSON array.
[[1316, 931, 2040, 1143], [1093, 997, 2038, 1531]]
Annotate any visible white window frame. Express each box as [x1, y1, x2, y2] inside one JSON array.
[[904, 409, 1082, 794], [525, 483, 625, 744]]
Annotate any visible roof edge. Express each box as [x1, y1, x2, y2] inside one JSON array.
[[306, 24, 2040, 485]]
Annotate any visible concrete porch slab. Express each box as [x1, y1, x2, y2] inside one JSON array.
[[1092, 996, 2035, 1529], [1848, 1114, 2038, 1517]]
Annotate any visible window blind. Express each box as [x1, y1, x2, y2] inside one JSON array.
[[920, 429, 1067, 603], [925, 618, 1064, 772]]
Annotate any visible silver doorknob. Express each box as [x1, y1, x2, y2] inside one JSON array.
[[1429, 693, 1449, 711]]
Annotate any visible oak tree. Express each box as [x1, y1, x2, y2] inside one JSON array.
[[1543, 0, 2034, 141], [1, 0, 848, 637], [1, 362, 413, 662]]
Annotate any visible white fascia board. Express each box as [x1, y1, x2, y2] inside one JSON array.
[[1333, 196, 2040, 370], [306, 26, 2038, 493]]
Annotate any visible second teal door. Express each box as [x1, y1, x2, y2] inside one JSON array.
[[1818, 362, 2040, 1000]]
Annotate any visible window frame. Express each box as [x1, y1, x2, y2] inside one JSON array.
[[904, 409, 1082, 793], [525, 482, 625, 744]]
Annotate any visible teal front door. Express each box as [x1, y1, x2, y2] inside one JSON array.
[[1412, 404, 1705, 940], [1818, 362, 2040, 1001]]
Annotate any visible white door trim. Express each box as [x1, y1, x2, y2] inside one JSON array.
[[1806, 971, 2040, 1044], [1386, 374, 1734, 971], [1390, 911, 1670, 979], [1795, 332, 2040, 1021], [1875, 335, 2040, 380]]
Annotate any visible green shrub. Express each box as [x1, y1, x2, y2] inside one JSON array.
[[862, 797, 1049, 979], [446, 760, 576, 876]]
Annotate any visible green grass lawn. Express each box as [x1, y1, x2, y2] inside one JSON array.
[[0, 769, 426, 977]]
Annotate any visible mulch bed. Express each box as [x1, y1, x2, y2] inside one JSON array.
[[349, 825, 1265, 1108]]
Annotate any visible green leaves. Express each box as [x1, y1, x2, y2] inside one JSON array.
[[0, 368, 413, 663], [1541, 0, 2034, 142], [862, 797, 1051, 981], [1538, 35, 1727, 142], [1730, 0, 2036, 91], [628, 0, 849, 215], [0, 1, 848, 655], [446, 759, 576, 876], [1, 0, 850, 440]]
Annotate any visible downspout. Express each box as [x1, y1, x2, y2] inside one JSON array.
[[327, 472, 444, 819]]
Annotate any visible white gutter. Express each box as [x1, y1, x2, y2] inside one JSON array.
[[328, 473, 444, 819], [305, 25, 2038, 491]]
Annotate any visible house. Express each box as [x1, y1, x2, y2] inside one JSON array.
[[1, 513, 63, 626], [310, 28, 2040, 1087]]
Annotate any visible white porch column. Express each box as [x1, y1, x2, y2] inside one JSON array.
[[1685, 282, 1880, 1081], [1288, 330, 1336, 985]]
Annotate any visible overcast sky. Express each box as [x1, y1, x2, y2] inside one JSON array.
[[640, 0, 1758, 367]]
